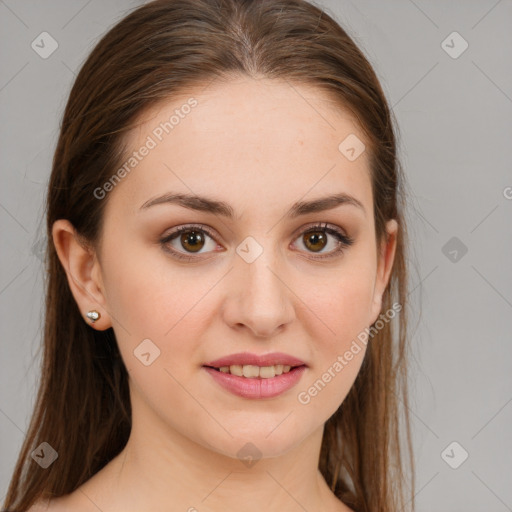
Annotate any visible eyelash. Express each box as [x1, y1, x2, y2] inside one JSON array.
[[159, 222, 354, 262]]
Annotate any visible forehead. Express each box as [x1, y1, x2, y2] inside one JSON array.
[[108, 77, 373, 218]]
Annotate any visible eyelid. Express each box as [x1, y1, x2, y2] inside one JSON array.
[[160, 223, 220, 244], [159, 224, 221, 261], [290, 221, 349, 239], [159, 221, 354, 261], [289, 222, 354, 260]]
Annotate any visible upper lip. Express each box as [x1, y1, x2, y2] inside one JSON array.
[[204, 352, 307, 368]]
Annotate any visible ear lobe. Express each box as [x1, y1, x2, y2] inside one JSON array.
[[369, 219, 398, 325], [52, 219, 111, 330]]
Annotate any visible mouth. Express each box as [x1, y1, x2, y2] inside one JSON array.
[[203, 363, 306, 379], [202, 352, 308, 398], [202, 354, 308, 399]]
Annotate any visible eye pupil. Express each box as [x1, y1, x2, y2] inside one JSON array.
[[304, 231, 327, 252], [163, 224, 349, 261], [181, 231, 204, 252]]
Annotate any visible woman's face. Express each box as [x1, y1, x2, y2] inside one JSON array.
[[89, 77, 396, 459]]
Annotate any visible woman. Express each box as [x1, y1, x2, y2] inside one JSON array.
[[3, 0, 416, 510]]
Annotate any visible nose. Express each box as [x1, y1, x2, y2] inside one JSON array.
[[222, 247, 295, 339]]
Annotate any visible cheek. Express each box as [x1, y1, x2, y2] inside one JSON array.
[[307, 260, 377, 351], [295, 259, 376, 416], [100, 239, 221, 387], [101, 235, 199, 338], [101, 248, 217, 439]]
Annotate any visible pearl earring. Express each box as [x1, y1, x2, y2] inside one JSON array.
[[86, 310, 101, 323]]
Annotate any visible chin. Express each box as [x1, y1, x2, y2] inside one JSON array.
[[198, 423, 312, 462]]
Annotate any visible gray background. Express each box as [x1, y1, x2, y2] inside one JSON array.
[[1, 1, 511, 510]]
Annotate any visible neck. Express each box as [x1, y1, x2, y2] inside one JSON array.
[[84, 395, 338, 511]]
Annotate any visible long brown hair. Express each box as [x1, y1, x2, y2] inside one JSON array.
[[3, 1, 416, 510]]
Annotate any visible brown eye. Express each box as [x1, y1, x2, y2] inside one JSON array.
[[303, 231, 327, 252], [160, 225, 219, 260], [292, 223, 354, 260], [160, 222, 354, 263], [179, 230, 206, 253]]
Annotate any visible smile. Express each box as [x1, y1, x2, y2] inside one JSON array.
[[202, 364, 307, 399], [207, 364, 297, 379]]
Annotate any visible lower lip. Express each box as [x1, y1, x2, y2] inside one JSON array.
[[203, 366, 307, 399]]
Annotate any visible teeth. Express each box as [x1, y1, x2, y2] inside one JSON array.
[[217, 364, 296, 378], [242, 364, 260, 378], [230, 364, 243, 377], [259, 365, 275, 378]]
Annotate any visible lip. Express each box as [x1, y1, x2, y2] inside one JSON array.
[[203, 365, 307, 399], [204, 351, 306, 368]]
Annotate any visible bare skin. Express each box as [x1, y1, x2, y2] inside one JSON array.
[[35, 76, 397, 512]]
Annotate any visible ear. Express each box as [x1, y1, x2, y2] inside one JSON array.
[[369, 219, 398, 325], [52, 219, 112, 330]]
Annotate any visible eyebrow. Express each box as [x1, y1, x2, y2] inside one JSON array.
[[139, 191, 366, 219]]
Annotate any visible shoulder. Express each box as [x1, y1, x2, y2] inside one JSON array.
[[26, 462, 116, 512], [27, 494, 82, 512], [26, 498, 61, 511]]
